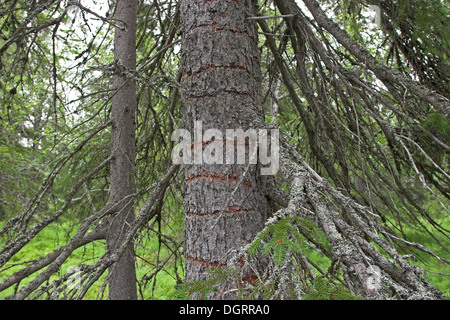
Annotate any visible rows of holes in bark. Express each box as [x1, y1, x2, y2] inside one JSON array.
[[180, 0, 269, 281]]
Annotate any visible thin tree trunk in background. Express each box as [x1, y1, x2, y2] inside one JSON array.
[[180, 0, 270, 299], [107, 0, 138, 300]]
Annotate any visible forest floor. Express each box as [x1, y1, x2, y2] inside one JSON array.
[[0, 213, 449, 300]]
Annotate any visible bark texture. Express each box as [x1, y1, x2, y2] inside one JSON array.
[[180, 0, 270, 298], [107, 0, 138, 300]]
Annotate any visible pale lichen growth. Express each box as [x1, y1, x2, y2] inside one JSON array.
[[228, 119, 444, 300]]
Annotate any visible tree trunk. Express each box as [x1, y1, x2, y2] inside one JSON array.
[[179, 0, 270, 299], [107, 0, 138, 300]]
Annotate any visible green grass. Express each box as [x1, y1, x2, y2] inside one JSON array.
[[401, 224, 450, 297], [0, 221, 182, 300], [0, 223, 107, 299], [1, 214, 449, 299], [401, 196, 450, 297]]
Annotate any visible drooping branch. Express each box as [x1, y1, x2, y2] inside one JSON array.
[[0, 148, 112, 269], [245, 122, 447, 298], [294, 0, 450, 116], [362, 0, 450, 99], [0, 1, 69, 57], [258, 4, 449, 238], [1, 162, 179, 300]]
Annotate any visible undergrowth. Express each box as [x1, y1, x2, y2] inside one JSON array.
[[1, 212, 449, 300]]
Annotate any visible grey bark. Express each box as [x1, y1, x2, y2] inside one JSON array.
[[107, 0, 138, 300], [180, 0, 270, 299]]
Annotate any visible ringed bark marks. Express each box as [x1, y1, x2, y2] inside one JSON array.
[[186, 205, 251, 218], [186, 169, 252, 189], [186, 254, 228, 269], [183, 91, 253, 101], [180, 0, 269, 296], [185, 252, 253, 271], [185, 254, 260, 288], [182, 71, 259, 99], [203, 0, 241, 4], [182, 64, 253, 78], [241, 271, 259, 285], [187, 170, 238, 183], [181, 38, 260, 83], [180, 0, 253, 40], [180, 4, 261, 77], [187, 136, 251, 151], [183, 22, 253, 42]]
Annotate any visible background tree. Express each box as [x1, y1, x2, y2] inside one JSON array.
[[107, 0, 138, 300]]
